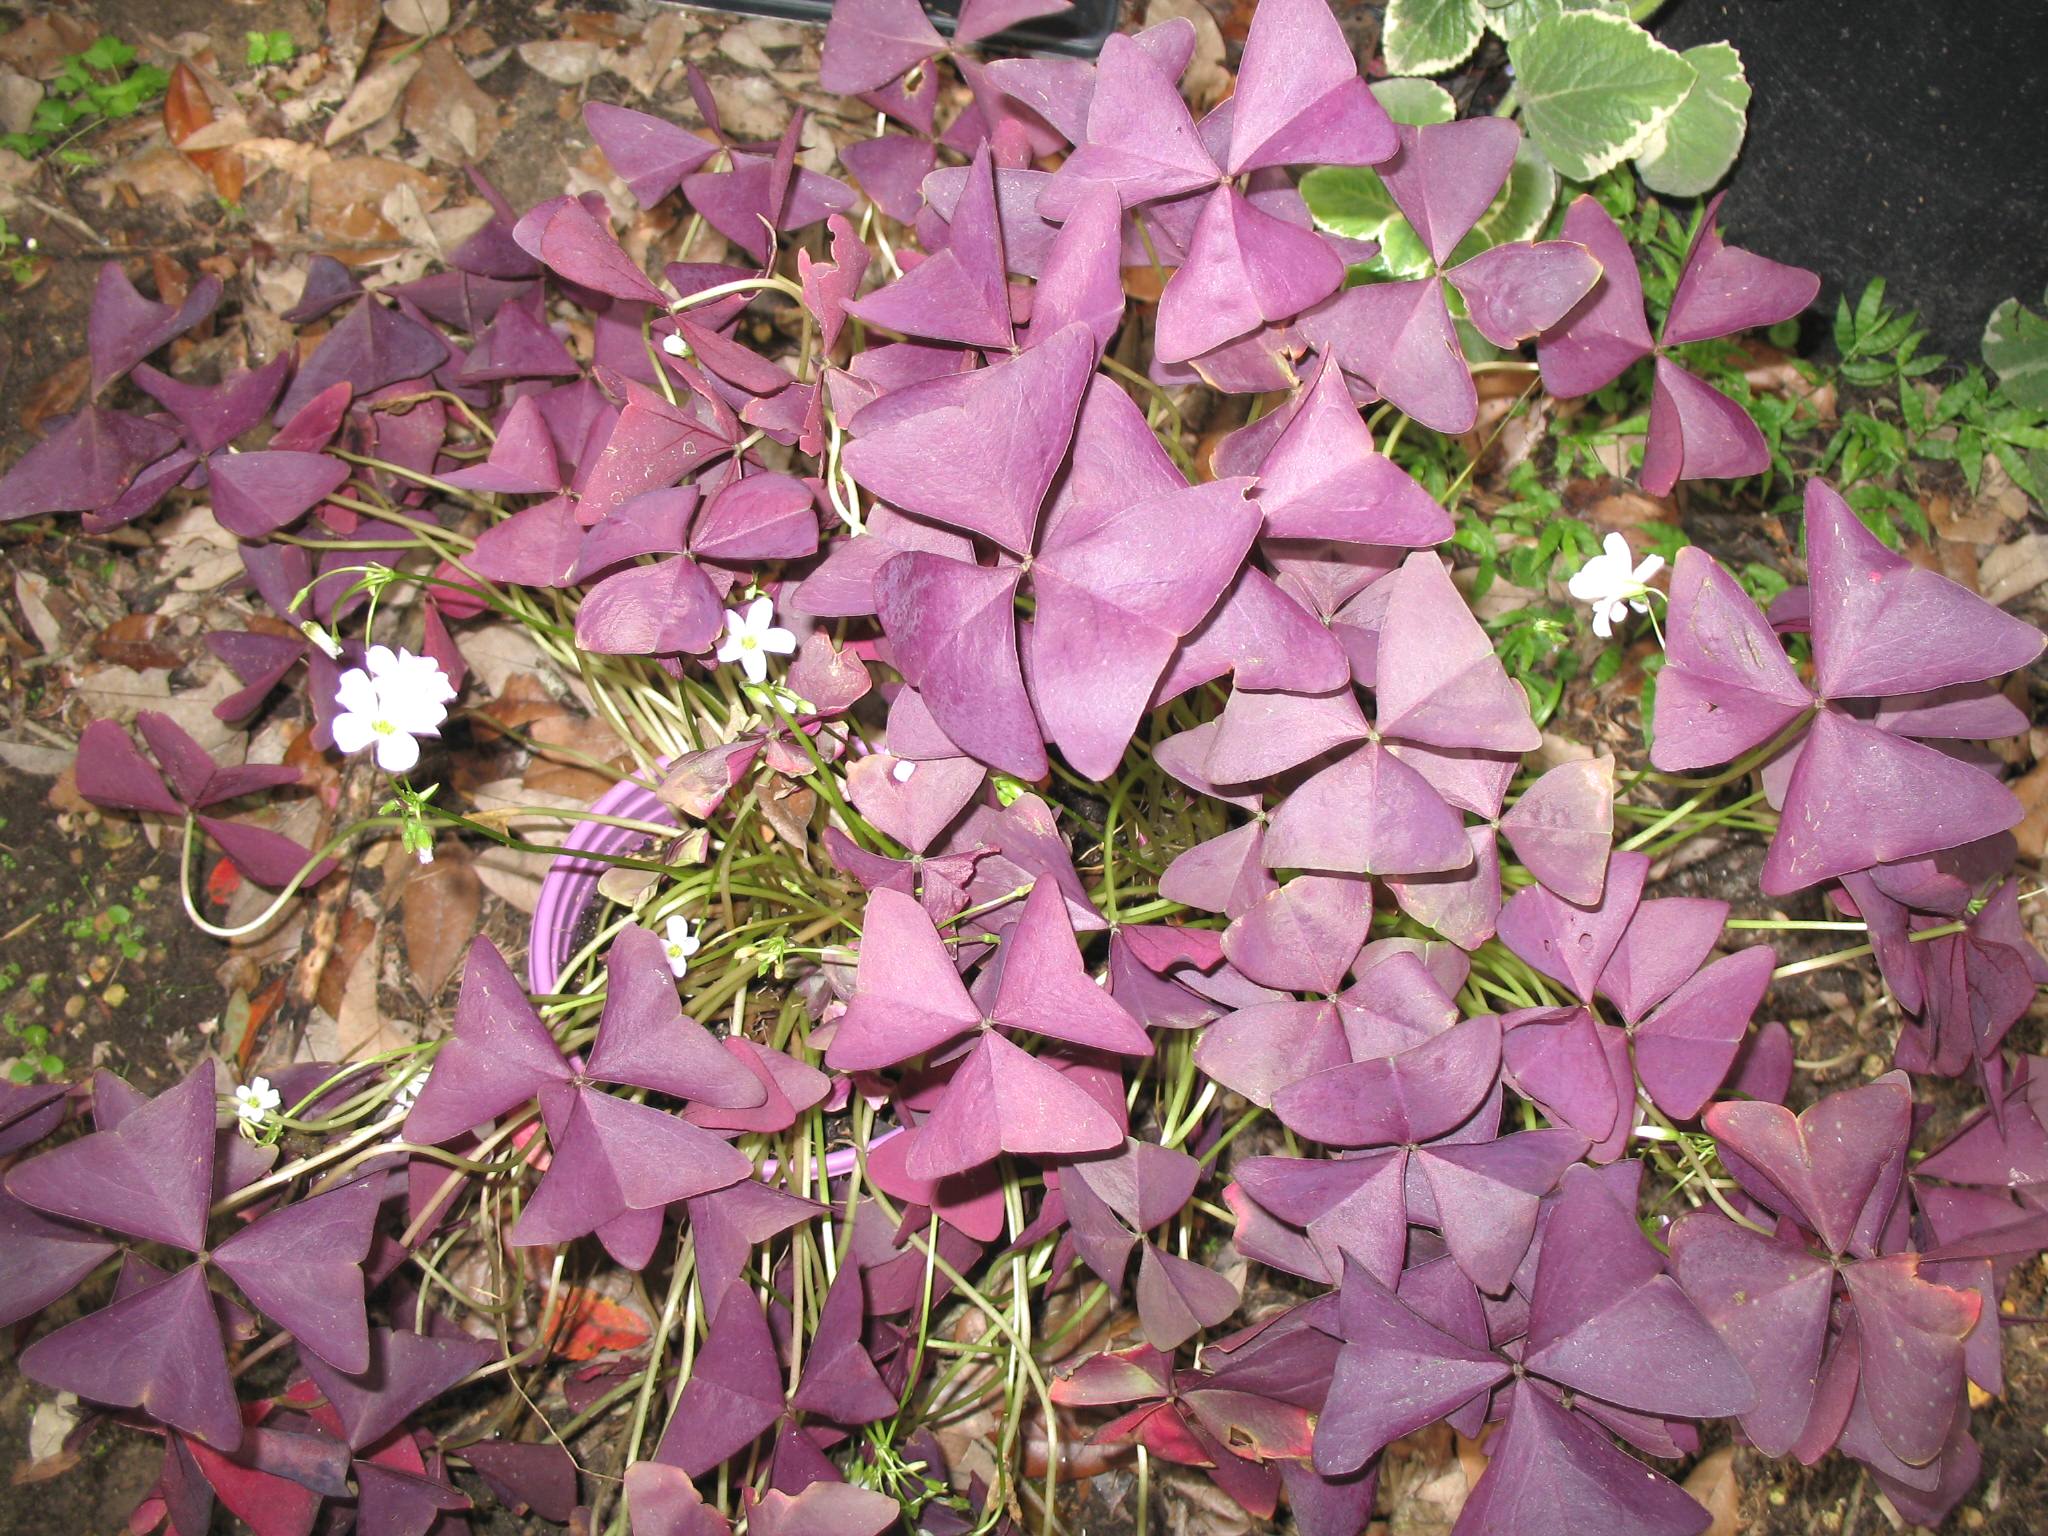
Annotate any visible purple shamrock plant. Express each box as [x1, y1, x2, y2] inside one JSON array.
[[0, 0, 2043, 1533]]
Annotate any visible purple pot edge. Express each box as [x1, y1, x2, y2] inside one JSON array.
[[527, 774, 900, 1181]]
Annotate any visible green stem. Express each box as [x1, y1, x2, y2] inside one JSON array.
[[1620, 709, 1816, 852]]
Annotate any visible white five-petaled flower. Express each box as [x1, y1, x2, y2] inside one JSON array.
[[1567, 532, 1666, 639], [368, 644, 458, 704], [331, 646, 455, 774], [717, 596, 797, 686], [661, 916, 702, 978], [234, 1076, 281, 1129]]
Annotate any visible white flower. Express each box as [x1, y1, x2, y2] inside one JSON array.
[[366, 644, 458, 704], [660, 331, 689, 358], [1567, 533, 1666, 639], [233, 1076, 281, 1129], [331, 647, 453, 773], [660, 915, 701, 978], [891, 758, 917, 784], [716, 596, 797, 686]]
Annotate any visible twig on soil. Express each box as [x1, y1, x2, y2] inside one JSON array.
[[16, 191, 105, 247]]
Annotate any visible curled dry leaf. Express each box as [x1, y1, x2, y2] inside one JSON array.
[[404, 846, 483, 998], [324, 54, 424, 147]]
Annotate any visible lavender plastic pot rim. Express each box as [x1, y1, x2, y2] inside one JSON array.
[[527, 775, 901, 1181]]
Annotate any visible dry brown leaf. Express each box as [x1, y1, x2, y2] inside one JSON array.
[[16, 572, 63, 653], [706, 71, 793, 142], [427, 198, 494, 252], [327, 0, 382, 85], [2013, 758, 2048, 861], [1974, 453, 2030, 525], [1143, 0, 1228, 107], [155, 502, 245, 592], [324, 53, 423, 147], [235, 135, 329, 183], [1929, 457, 2025, 544], [310, 157, 443, 243], [315, 906, 380, 1019], [518, 39, 608, 85], [380, 179, 443, 255], [0, 738, 72, 777], [524, 758, 616, 804], [163, 60, 213, 144], [0, 68, 40, 134], [469, 777, 585, 914], [613, 11, 689, 98], [1980, 533, 2048, 607], [1586, 489, 1674, 532], [82, 146, 213, 210], [1926, 491, 1998, 544], [312, 935, 417, 1064], [384, 0, 450, 37], [73, 663, 238, 755], [717, 29, 775, 71], [403, 847, 482, 998], [178, 113, 255, 152], [460, 622, 584, 705], [19, 354, 89, 435], [93, 613, 184, 671], [0, 14, 96, 78], [1682, 1446, 1740, 1536], [759, 774, 818, 852], [402, 40, 499, 165], [164, 62, 243, 202]]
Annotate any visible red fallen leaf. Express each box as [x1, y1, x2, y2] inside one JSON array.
[[164, 62, 244, 205], [234, 977, 288, 1075], [549, 1286, 651, 1361], [206, 857, 243, 905]]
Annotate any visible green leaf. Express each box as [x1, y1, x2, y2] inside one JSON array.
[[1635, 42, 1749, 196], [1372, 77, 1459, 126], [1486, 0, 1627, 33], [1301, 161, 1435, 280], [1300, 165, 1401, 242], [1377, 218, 1437, 278], [1510, 10, 1695, 182], [1383, 0, 1487, 75], [1484, 0, 1559, 41], [79, 36, 138, 71], [1983, 291, 2048, 411]]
